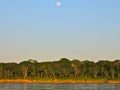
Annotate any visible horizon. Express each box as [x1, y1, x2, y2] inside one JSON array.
[[0, 58, 120, 64], [0, 0, 120, 63]]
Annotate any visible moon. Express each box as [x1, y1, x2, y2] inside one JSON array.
[[56, 1, 62, 7]]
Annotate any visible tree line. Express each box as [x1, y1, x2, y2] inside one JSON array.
[[0, 58, 120, 80]]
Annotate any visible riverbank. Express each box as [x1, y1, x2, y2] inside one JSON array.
[[0, 79, 120, 84]]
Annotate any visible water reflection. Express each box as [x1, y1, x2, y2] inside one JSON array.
[[24, 84, 27, 90], [0, 83, 120, 90]]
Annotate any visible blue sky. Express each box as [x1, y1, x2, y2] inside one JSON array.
[[0, 0, 120, 62]]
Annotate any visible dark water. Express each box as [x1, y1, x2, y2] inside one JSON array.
[[0, 83, 120, 90]]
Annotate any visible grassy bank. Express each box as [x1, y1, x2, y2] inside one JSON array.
[[0, 79, 120, 84]]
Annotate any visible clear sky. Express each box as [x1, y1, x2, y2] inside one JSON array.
[[0, 0, 120, 62]]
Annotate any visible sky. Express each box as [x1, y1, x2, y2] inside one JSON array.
[[0, 0, 120, 62]]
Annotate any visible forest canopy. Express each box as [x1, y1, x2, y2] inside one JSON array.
[[0, 58, 120, 80]]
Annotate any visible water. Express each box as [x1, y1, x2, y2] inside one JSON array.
[[0, 83, 120, 90]]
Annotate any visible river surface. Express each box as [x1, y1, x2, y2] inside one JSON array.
[[0, 83, 120, 90]]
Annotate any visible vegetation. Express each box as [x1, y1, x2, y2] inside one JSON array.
[[0, 58, 120, 81]]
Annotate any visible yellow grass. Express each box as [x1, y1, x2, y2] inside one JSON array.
[[0, 79, 120, 84]]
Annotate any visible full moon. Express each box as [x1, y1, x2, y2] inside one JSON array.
[[56, 1, 62, 7]]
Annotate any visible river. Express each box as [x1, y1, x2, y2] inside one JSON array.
[[0, 83, 120, 90]]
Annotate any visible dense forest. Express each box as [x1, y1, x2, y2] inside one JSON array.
[[0, 58, 120, 80]]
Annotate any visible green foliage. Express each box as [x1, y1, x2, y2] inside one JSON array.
[[0, 59, 120, 80]]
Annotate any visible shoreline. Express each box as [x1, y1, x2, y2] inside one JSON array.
[[0, 79, 120, 84]]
